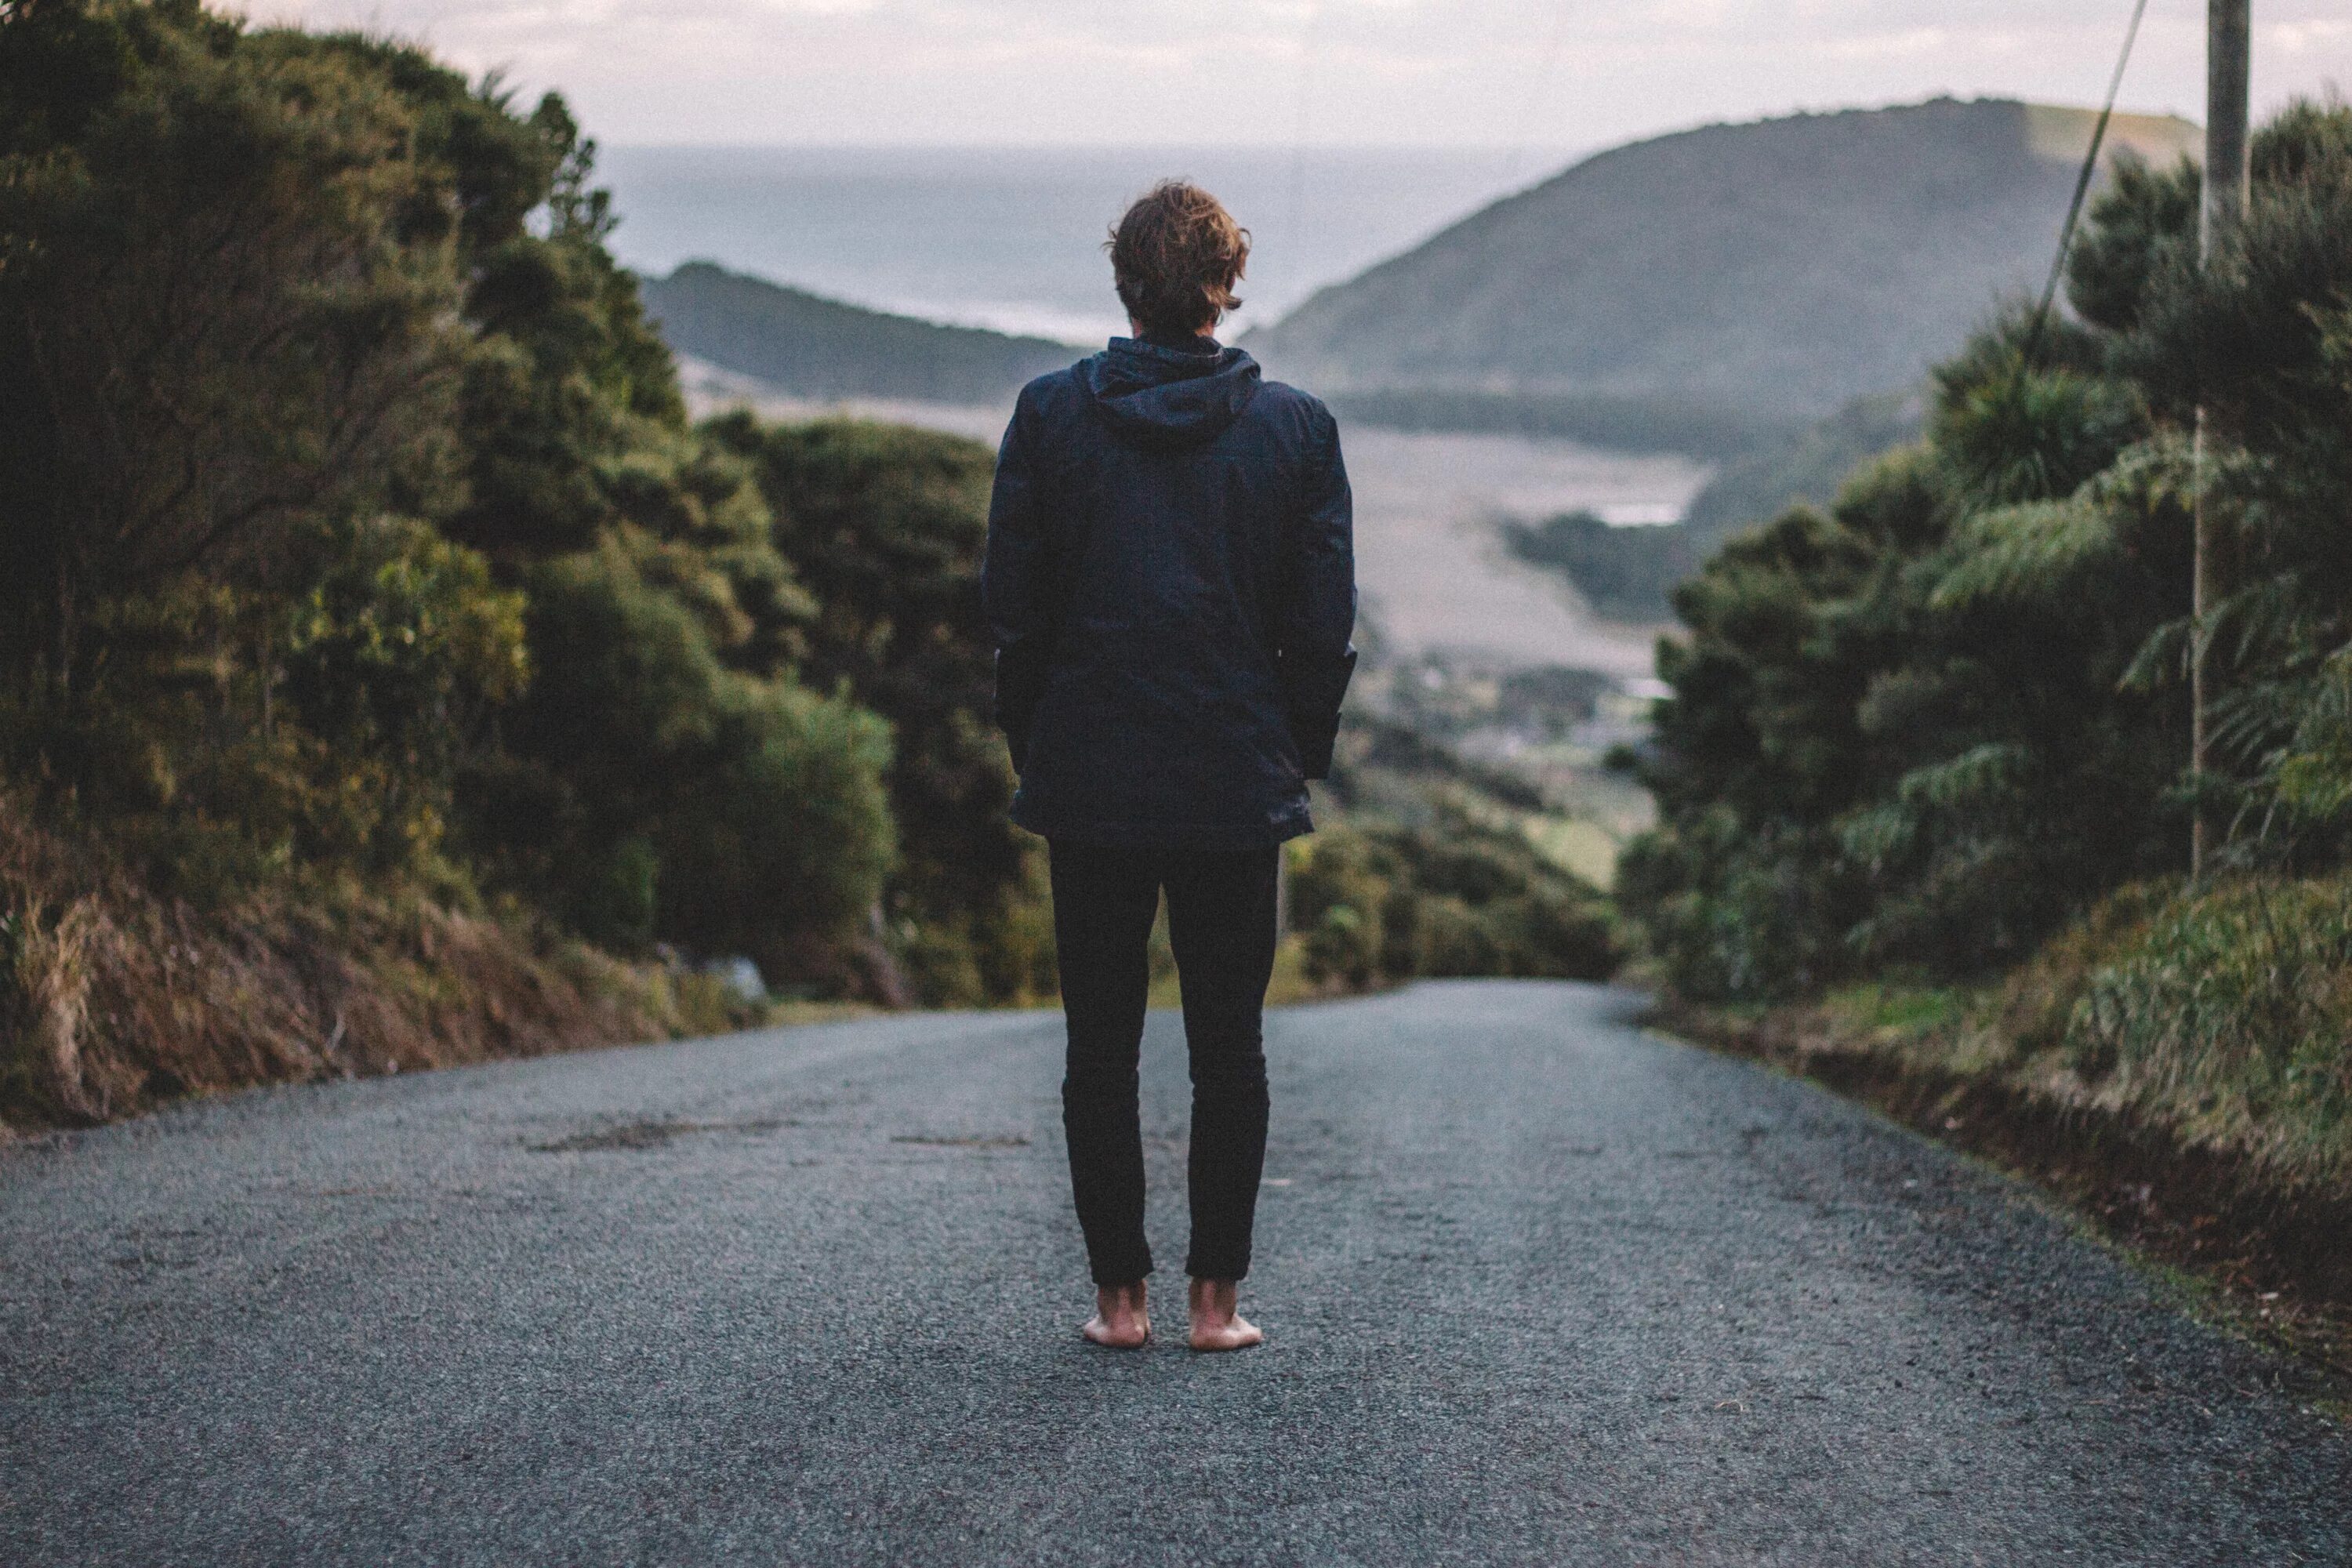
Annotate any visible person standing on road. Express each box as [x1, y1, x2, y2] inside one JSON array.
[[982, 182, 1356, 1352]]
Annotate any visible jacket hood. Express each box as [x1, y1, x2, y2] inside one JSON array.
[[1078, 336, 1261, 448]]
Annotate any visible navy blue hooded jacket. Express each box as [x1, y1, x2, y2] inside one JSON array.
[[981, 332, 1356, 848]]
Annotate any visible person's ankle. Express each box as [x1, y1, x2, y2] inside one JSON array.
[[1186, 1276, 1261, 1349], [1083, 1279, 1151, 1347], [1188, 1276, 1240, 1319]]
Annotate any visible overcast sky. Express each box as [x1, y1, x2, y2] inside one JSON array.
[[247, 2, 2349, 151]]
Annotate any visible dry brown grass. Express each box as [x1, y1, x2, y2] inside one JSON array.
[[0, 798, 759, 1131]]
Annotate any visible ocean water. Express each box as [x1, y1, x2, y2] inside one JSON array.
[[597, 144, 1566, 344]]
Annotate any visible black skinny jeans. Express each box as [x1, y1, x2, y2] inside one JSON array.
[[1049, 840, 1279, 1286]]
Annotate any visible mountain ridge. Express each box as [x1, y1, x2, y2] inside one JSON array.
[[640, 100, 2198, 448], [1245, 96, 2198, 421], [642, 261, 1078, 406]]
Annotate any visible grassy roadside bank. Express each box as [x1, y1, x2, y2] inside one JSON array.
[[0, 806, 799, 1136], [1651, 883, 2352, 1379], [1599, 101, 2352, 1385], [0, 822, 1407, 1138]]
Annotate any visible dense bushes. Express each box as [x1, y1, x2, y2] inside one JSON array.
[[0, 793, 758, 1127], [1290, 814, 1618, 990], [1686, 869, 2352, 1196], [495, 539, 895, 971], [0, 2, 911, 1003], [1623, 101, 2352, 1003], [702, 414, 1053, 1005]]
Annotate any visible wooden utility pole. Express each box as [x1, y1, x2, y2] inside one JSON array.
[[2192, 0, 2251, 877]]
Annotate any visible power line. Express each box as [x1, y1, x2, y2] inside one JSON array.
[[2017, 0, 2151, 376]]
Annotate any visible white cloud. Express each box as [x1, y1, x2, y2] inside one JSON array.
[[2267, 20, 2351, 56]]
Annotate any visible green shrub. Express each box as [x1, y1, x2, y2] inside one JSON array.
[[495, 539, 895, 971], [2056, 876, 2352, 1180], [1290, 816, 1618, 991], [1625, 101, 2352, 1000], [704, 413, 1034, 1004]]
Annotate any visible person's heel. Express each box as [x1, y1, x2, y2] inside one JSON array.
[[1081, 1280, 1152, 1348], [1186, 1277, 1263, 1352]]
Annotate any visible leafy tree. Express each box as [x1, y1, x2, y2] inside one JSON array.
[[474, 537, 893, 974], [1624, 99, 2352, 1000], [0, 2, 900, 993], [2118, 103, 2352, 863], [0, 0, 467, 713], [2063, 152, 2199, 336], [706, 413, 1049, 1003], [275, 515, 530, 883]]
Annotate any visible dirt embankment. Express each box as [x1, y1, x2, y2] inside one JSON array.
[[0, 808, 757, 1135], [1659, 997, 2352, 1379]]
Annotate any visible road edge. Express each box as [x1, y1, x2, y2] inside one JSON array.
[[1651, 997, 2352, 1402]]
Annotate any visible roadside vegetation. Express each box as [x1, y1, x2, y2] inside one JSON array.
[[0, 0, 916, 1123], [1289, 706, 1621, 992], [1621, 101, 2352, 1348], [0, 1, 1619, 1131]]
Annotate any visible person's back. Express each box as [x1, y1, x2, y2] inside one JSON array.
[[989, 326, 1352, 846], [982, 181, 1356, 1351]]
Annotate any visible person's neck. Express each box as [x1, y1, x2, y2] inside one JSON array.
[[1134, 323, 1219, 353]]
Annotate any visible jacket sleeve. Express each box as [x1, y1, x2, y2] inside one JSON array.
[[980, 391, 1054, 775], [1277, 402, 1358, 781]]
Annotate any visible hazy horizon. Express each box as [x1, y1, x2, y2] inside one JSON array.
[[599, 143, 1570, 343], [587, 96, 2188, 155]]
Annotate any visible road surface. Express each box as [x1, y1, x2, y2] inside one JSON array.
[[2, 982, 2344, 1564]]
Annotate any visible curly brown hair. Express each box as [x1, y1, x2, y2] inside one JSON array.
[[1105, 180, 1250, 338]]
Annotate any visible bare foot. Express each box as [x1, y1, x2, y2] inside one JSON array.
[[1081, 1280, 1150, 1348], [1187, 1277, 1264, 1352]]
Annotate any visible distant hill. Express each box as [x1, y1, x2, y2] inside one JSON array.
[[1504, 390, 1925, 622], [641, 262, 1078, 406], [1322, 387, 1797, 462], [1247, 98, 2198, 423]]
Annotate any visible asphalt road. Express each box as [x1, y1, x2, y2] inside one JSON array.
[[3, 982, 2346, 1566]]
